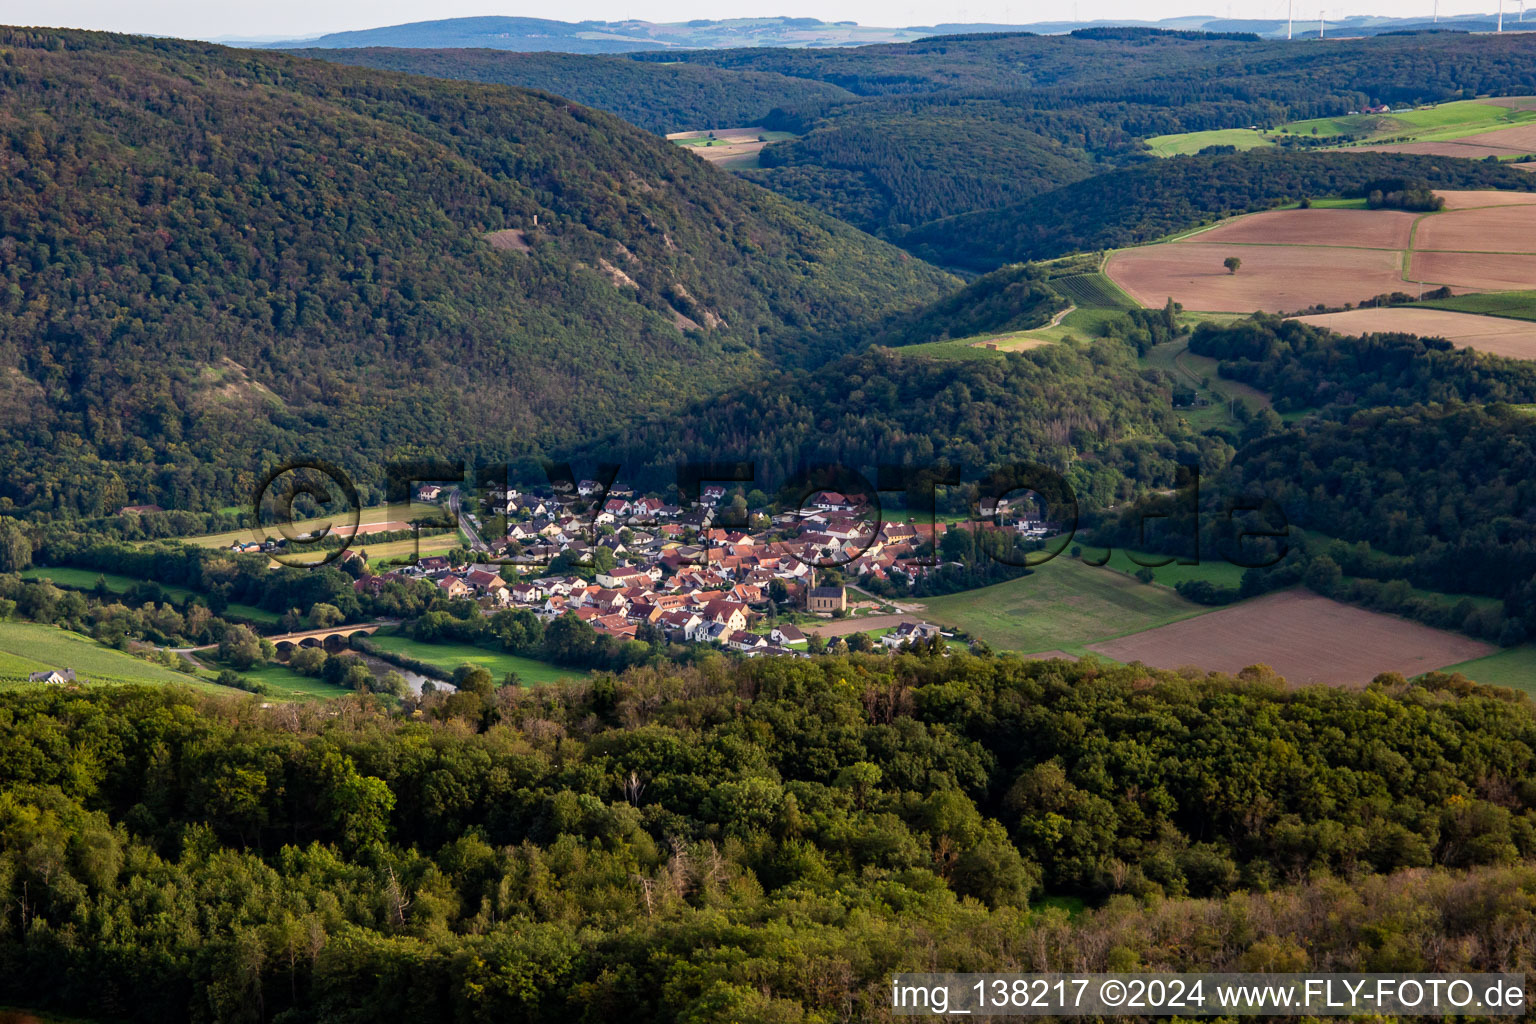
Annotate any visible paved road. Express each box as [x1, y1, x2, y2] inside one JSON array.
[[447, 488, 490, 553]]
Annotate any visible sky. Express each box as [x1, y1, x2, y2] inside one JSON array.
[[8, 0, 1511, 41]]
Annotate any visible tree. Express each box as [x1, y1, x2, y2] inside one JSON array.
[[1224, 256, 1243, 275], [0, 518, 30, 572], [452, 664, 495, 701], [307, 602, 344, 628], [218, 625, 266, 670]]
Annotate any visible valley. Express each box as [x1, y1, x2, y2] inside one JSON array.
[[2, 17, 1536, 1023]]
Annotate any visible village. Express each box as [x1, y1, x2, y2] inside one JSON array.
[[307, 481, 1057, 657]]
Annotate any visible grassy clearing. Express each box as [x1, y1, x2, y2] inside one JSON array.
[[1419, 289, 1536, 322], [1436, 645, 1536, 695], [0, 621, 225, 690], [366, 634, 590, 686], [19, 566, 282, 625], [1144, 128, 1273, 156], [1087, 547, 1250, 590], [920, 556, 1209, 656], [22, 567, 195, 600], [219, 660, 343, 699], [1304, 197, 1370, 210], [1140, 336, 1274, 430]]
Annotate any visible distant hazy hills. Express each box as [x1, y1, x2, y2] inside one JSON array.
[[255, 12, 1520, 53]]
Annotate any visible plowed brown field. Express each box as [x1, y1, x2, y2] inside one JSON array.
[[1189, 208, 1415, 249], [1106, 243, 1407, 312], [1087, 590, 1494, 686], [1295, 307, 1536, 358]]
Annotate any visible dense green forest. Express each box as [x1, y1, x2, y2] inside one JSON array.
[[296, 48, 857, 133], [593, 336, 1218, 504], [2, 658, 1534, 1020], [904, 150, 1536, 270], [0, 28, 951, 518], [1189, 314, 1536, 412]]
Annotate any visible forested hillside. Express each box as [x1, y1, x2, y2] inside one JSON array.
[[296, 48, 857, 133], [2, 660, 1534, 1021], [318, 29, 1536, 239], [593, 337, 1212, 504], [0, 28, 952, 518]]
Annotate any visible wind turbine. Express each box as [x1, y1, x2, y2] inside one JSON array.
[[1499, 0, 1505, 31], [1432, 0, 1438, 22], [1288, 0, 1294, 38], [1318, 8, 1325, 36]]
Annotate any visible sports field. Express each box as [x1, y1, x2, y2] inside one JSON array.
[[1087, 589, 1494, 686]]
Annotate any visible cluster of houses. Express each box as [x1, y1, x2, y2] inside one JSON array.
[[342, 482, 969, 657]]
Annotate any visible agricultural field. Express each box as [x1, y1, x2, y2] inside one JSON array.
[[1296, 307, 1536, 360], [185, 502, 445, 550], [667, 127, 795, 169], [365, 633, 590, 685], [1107, 240, 1406, 313], [1086, 589, 1495, 686], [1148, 98, 1536, 159], [920, 556, 1210, 656], [1419, 288, 1536, 321], [1436, 644, 1536, 696], [0, 621, 225, 690], [1049, 272, 1136, 309], [1188, 208, 1417, 249], [1105, 190, 1536, 313], [1143, 127, 1273, 156]]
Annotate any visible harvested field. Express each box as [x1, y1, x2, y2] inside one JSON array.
[[1355, 123, 1536, 159], [1294, 307, 1536, 359], [1106, 243, 1406, 313], [1411, 251, 1536, 292], [1086, 590, 1494, 686], [1434, 189, 1536, 210], [1415, 205, 1536, 253], [1187, 208, 1414, 249]]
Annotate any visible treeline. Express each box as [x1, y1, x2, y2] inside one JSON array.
[[30, 537, 441, 624], [903, 151, 1536, 271], [1, 658, 1534, 1020], [299, 48, 856, 134], [1188, 314, 1536, 411]]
